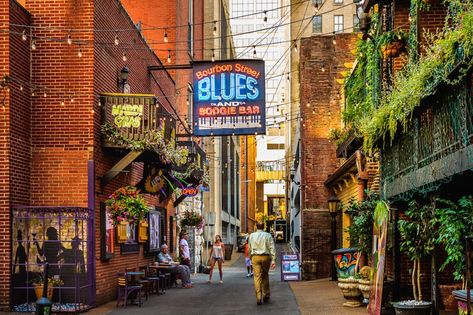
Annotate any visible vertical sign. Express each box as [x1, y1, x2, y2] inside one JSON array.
[[368, 201, 389, 315], [280, 252, 301, 281], [193, 60, 266, 136]]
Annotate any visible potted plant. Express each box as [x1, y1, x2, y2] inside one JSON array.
[[180, 210, 203, 228], [394, 200, 435, 315], [31, 276, 63, 300], [435, 196, 473, 311], [378, 30, 408, 59], [105, 186, 149, 243]]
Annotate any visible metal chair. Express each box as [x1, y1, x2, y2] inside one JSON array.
[[116, 272, 142, 308], [145, 265, 162, 295]]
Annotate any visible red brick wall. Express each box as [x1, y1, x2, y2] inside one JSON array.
[[93, 0, 178, 304], [299, 34, 357, 278], [0, 0, 11, 309]]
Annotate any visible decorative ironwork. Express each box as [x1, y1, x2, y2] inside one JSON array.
[[381, 75, 473, 200], [11, 207, 95, 313]]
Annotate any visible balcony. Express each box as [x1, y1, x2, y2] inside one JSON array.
[[381, 74, 473, 199]]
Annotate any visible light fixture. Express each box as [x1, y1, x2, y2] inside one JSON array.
[[332, 33, 337, 45], [43, 92, 47, 98], [263, 11, 268, 23], [314, 2, 319, 14], [290, 166, 300, 185], [61, 100, 65, 106], [114, 34, 119, 45], [122, 52, 127, 62], [253, 46, 256, 57], [67, 33, 72, 45], [19, 85, 24, 91], [321, 64, 326, 72], [31, 40, 36, 50], [164, 29, 168, 43], [328, 195, 340, 215], [293, 40, 298, 52], [78, 48, 83, 58], [167, 50, 171, 63], [213, 22, 217, 36], [306, 103, 310, 107], [212, 49, 215, 62], [22, 30, 27, 41], [120, 66, 129, 82]]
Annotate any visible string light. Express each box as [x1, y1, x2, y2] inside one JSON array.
[[31, 40, 36, 50], [61, 100, 65, 106], [293, 40, 298, 52], [253, 46, 256, 58], [78, 48, 83, 58], [321, 64, 326, 72], [43, 92, 47, 98], [70, 97, 74, 103], [67, 33, 72, 45], [263, 11, 268, 23], [212, 49, 215, 62], [213, 22, 217, 36], [167, 50, 171, 63], [332, 32, 337, 45], [122, 52, 127, 62], [31, 91, 35, 97], [306, 103, 310, 107], [164, 29, 168, 43], [19, 85, 23, 91], [22, 30, 27, 41], [314, 2, 319, 14], [114, 34, 119, 45]]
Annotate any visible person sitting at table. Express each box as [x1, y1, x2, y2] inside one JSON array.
[[157, 244, 193, 288]]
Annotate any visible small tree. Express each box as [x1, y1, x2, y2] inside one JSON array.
[[398, 200, 436, 301], [435, 195, 473, 288]]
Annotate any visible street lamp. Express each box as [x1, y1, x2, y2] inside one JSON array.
[[119, 66, 130, 93], [356, 6, 372, 40], [328, 195, 340, 281], [290, 166, 300, 185]]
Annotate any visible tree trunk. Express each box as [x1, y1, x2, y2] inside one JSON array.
[[417, 259, 422, 301], [412, 260, 418, 301]]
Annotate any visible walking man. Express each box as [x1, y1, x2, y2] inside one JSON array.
[[248, 222, 276, 305]]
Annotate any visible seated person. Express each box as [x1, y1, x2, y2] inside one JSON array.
[[157, 244, 192, 288]]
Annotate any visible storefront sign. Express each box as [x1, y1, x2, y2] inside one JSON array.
[[182, 187, 199, 196], [280, 252, 300, 281], [112, 104, 143, 128], [193, 60, 266, 136]]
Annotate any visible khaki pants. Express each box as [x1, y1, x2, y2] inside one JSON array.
[[251, 255, 271, 300]]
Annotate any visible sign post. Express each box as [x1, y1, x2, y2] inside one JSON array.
[[280, 252, 301, 281]]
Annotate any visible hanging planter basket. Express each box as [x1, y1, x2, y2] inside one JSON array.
[[381, 40, 406, 59]]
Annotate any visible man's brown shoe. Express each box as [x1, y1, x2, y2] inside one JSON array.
[[256, 299, 262, 305], [263, 297, 270, 303]]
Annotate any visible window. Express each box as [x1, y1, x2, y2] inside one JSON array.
[[231, 0, 254, 18], [334, 0, 343, 4], [334, 15, 344, 33], [312, 15, 322, 33], [353, 14, 360, 32]]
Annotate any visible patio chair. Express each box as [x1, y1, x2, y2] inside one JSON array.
[[116, 272, 143, 308]]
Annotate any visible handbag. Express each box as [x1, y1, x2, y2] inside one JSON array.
[[203, 265, 211, 274]]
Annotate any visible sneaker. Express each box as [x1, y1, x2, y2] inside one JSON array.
[[246, 273, 251, 277], [250, 273, 254, 277], [219, 280, 223, 284]]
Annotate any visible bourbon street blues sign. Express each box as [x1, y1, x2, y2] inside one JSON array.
[[193, 60, 266, 136]]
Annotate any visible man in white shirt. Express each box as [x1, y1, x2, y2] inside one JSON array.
[[248, 222, 276, 305], [179, 231, 191, 268]]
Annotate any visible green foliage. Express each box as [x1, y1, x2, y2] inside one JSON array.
[[328, 128, 350, 146], [180, 210, 203, 228], [345, 191, 379, 256], [101, 123, 189, 166], [434, 196, 473, 281], [398, 201, 436, 262], [105, 186, 149, 225], [359, 1, 473, 150]]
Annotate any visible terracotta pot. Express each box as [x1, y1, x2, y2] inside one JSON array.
[[34, 285, 53, 300], [358, 278, 372, 304], [439, 284, 462, 311], [338, 277, 362, 307]]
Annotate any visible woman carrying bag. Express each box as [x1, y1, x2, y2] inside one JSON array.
[[207, 235, 225, 284]]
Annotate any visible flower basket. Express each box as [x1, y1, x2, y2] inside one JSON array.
[[180, 210, 203, 228], [138, 220, 149, 243], [381, 40, 405, 59], [105, 186, 149, 226]]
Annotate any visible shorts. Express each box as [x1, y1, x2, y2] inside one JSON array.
[[245, 257, 252, 267], [212, 256, 222, 261]]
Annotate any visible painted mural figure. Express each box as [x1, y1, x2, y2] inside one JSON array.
[[33, 227, 65, 277], [13, 230, 27, 278]]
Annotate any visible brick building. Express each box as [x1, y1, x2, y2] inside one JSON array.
[[0, 0, 208, 310]]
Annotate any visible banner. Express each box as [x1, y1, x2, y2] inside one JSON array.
[[193, 60, 266, 136]]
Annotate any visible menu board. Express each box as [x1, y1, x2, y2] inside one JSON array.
[[280, 253, 300, 281]]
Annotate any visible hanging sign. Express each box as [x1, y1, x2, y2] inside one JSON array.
[[182, 187, 199, 196], [193, 60, 266, 136]]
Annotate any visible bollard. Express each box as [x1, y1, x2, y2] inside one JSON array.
[[35, 263, 52, 315]]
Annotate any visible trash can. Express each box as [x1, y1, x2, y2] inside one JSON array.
[[224, 244, 233, 261]]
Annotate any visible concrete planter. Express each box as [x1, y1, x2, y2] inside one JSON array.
[[392, 301, 432, 315], [357, 278, 372, 304], [337, 277, 362, 307]]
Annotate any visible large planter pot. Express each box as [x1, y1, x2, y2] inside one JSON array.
[[332, 248, 359, 278], [34, 285, 53, 301], [439, 284, 462, 311], [392, 301, 432, 315], [338, 277, 362, 307], [452, 290, 473, 315], [358, 278, 372, 304]]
